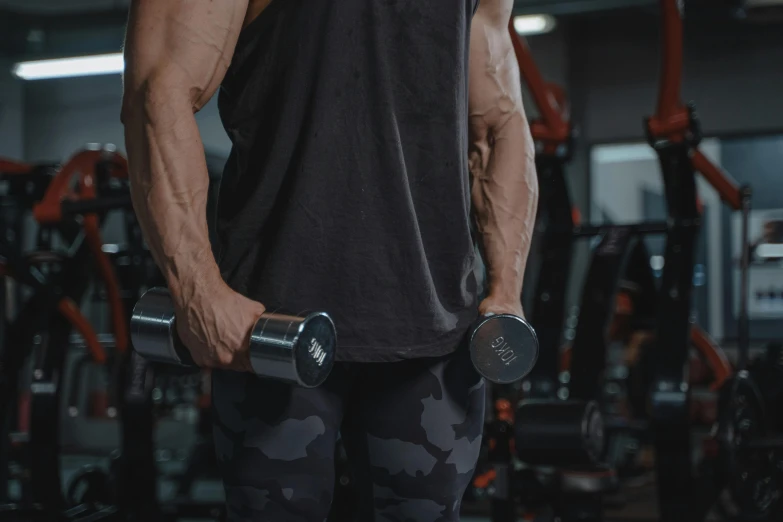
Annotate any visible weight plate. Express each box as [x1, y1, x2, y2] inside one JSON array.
[[731, 450, 782, 520], [66, 467, 112, 506], [583, 401, 606, 463], [717, 372, 783, 519]]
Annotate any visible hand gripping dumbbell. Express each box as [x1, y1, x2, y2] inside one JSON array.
[[130, 287, 336, 388], [469, 314, 539, 384]]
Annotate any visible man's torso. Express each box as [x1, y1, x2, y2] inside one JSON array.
[[216, 0, 482, 362]]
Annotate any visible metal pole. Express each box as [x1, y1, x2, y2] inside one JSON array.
[[737, 185, 752, 371]]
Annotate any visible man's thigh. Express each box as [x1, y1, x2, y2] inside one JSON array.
[[212, 367, 348, 522], [345, 346, 486, 522]]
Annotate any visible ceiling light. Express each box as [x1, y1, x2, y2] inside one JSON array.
[[12, 53, 124, 81], [650, 255, 665, 271], [513, 14, 557, 36]]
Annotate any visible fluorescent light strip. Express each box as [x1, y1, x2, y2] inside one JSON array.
[[11, 17, 555, 80], [12, 53, 124, 81], [757, 243, 783, 259], [513, 14, 557, 36]]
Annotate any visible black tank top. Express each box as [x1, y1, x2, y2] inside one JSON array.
[[217, 0, 481, 362]]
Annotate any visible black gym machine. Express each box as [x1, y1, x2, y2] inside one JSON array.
[[640, 2, 776, 521], [0, 159, 57, 507], [472, 1, 769, 521]]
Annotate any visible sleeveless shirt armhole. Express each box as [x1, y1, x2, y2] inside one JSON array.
[[473, 0, 480, 15], [236, 0, 285, 48], [224, 0, 286, 94]]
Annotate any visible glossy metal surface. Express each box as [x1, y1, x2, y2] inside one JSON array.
[[470, 314, 539, 384], [130, 287, 189, 366], [249, 312, 336, 388], [130, 288, 336, 387]]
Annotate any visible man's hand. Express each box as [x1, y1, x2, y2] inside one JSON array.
[[122, 0, 262, 369], [478, 294, 525, 319], [175, 275, 266, 371], [469, 0, 539, 317]]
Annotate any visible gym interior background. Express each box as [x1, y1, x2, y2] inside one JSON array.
[[0, 0, 782, 521]]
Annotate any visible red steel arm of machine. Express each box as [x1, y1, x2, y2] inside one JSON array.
[[32, 149, 129, 354], [690, 325, 731, 391], [0, 159, 34, 175], [649, 0, 742, 211], [507, 21, 570, 151], [33, 149, 128, 223], [690, 151, 741, 210], [57, 299, 108, 365], [77, 157, 130, 355], [649, 0, 689, 138], [0, 262, 107, 364]]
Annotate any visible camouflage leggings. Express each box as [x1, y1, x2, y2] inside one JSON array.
[[211, 345, 486, 522]]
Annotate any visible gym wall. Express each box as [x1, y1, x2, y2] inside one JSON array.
[[570, 13, 783, 142], [2, 13, 782, 179], [0, 60, 23, 159], [22, 75, 231, 163], [721, 136, 783, 341]]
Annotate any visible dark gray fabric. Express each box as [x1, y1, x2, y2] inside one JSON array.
[[216, 0, 482, 362], [212, 345, 485, 522]]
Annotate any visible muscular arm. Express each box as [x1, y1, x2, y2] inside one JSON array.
[[469, 0, 539, 315], [121, 0, 247, 308], [123, 0, 269, 370]]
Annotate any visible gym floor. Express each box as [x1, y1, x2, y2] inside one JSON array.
[[50, 457, 705, 522]]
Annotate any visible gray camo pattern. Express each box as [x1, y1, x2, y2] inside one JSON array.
[[211, 346, 485, 522]]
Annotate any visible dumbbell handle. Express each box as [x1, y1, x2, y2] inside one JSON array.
[[130, 288, 335, 387]]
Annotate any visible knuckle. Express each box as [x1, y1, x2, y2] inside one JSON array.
[[217, 352, 234, 367]]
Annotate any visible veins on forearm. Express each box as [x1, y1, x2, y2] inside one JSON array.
[[468, 29, 537, 294], [471, 26, 524, 133], [126, 111, 213, 289]]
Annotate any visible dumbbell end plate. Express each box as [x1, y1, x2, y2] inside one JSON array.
[[292, 312, 337, 388], [470, 314, 539, 384]]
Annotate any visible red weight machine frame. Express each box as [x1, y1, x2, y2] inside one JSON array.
[[33, 149, 130, 356], [508, 21, 571, 153], [0, 155, 116, 366], [0, 150, 130, 359], [0, 150, 132, 514], [0, 159, 34, 175], [648, 0, 743, 212]]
